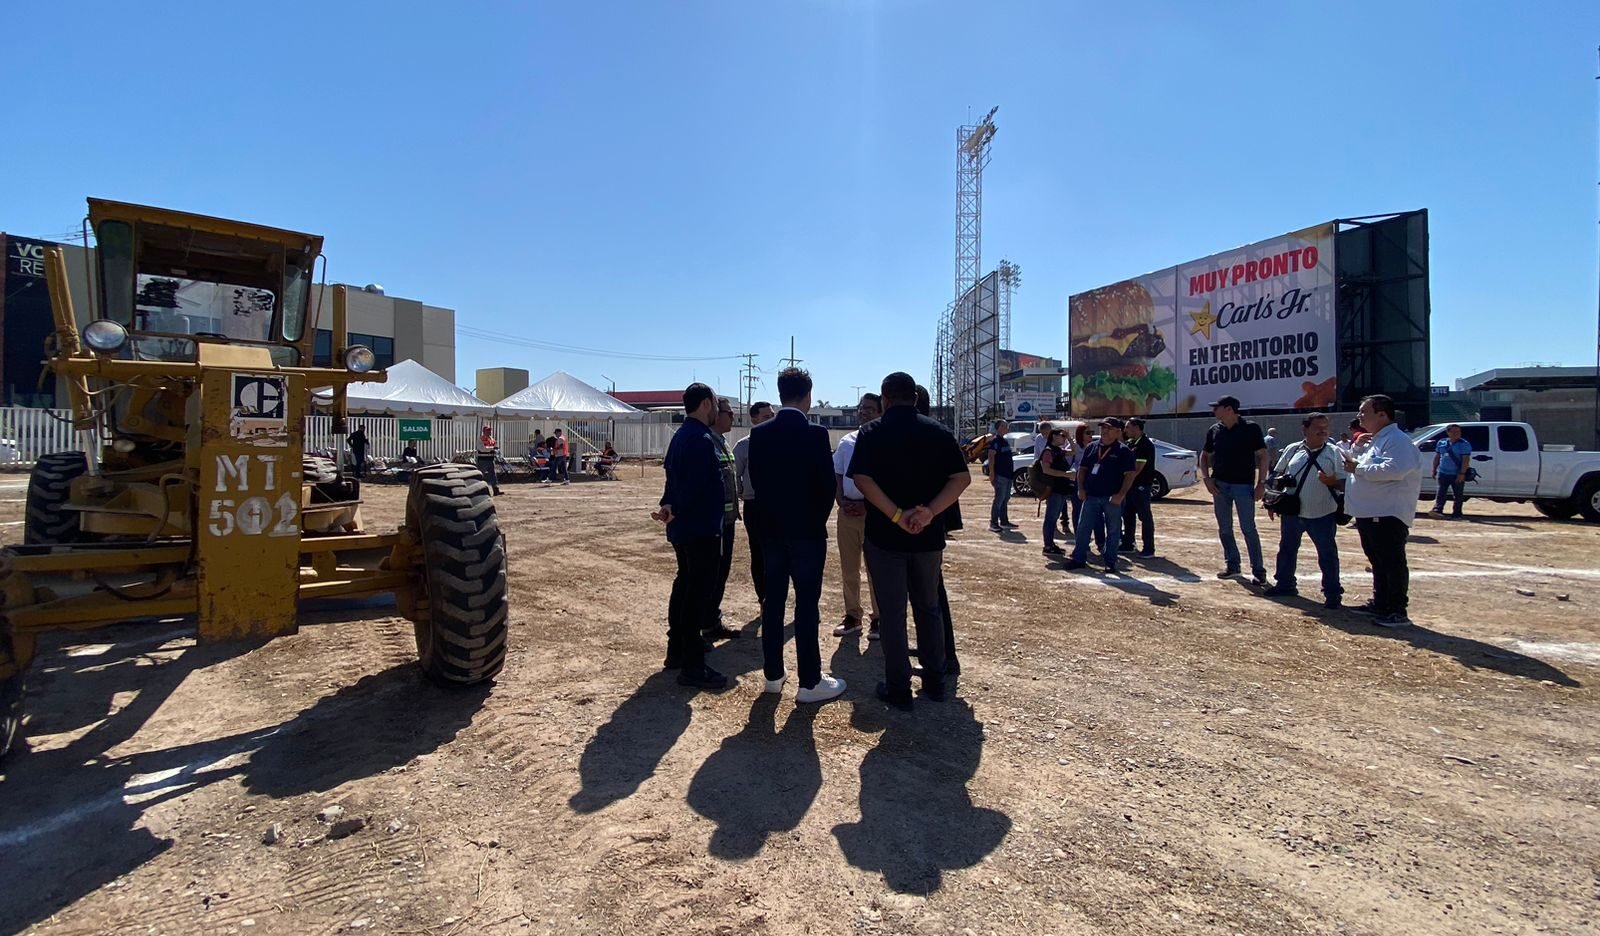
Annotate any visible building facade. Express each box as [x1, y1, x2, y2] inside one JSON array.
[[0, 233, 457, 407]]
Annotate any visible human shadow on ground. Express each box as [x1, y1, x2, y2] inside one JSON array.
[[686, 695, 822, 859], [831, 693, 1011, 894], [569, 669, 692, 813], [0, 656, 482, 934], [1265, 597, 1582, 688]]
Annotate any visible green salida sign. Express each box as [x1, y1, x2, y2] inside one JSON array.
[[397, 419, 432, 441]]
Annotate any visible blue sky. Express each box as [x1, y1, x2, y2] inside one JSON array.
[[8, 2, 1599, 405]]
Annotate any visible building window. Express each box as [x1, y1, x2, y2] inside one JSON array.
[[317, 330, 396, 369]]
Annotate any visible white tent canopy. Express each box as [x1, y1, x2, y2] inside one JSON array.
[[494, 371, 645, 420], [345, 359, 495, 417]]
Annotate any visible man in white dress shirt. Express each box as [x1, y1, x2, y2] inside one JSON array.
[[1342, 394, 1423, 627]]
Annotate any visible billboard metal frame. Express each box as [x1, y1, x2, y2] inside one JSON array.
[[1333, 210, 1432, 427]]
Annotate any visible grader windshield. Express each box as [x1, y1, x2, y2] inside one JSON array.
[[89, 199, 321, 365]]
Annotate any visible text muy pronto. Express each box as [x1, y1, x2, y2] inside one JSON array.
[[1187, 245, 1320, 297]]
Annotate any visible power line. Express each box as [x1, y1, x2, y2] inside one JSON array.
[[456, 325, 743, 363], [779, 336, 802, 370], [739, 353, 761, 412]]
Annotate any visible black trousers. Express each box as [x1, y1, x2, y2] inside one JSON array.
[[912, 570, 960, 675], [742, 501, 764, 605], [476, 457, 501, 493], [1122, 484, 1155, 551], [1356, 516, 1410, 614], [760, 538, 826, 688], [866, 542, 945, 697], [351, 449, 367, 478], [668, 535, 720, 669], [709, 521, 736, 626]]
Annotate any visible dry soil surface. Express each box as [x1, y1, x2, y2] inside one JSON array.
[[1, 468, 1597, 936]]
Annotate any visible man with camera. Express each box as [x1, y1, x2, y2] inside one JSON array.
[[1261, 413, 1347, 609]]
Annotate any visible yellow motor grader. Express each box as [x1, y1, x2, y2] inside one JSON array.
[[0, 199, 508, 759]]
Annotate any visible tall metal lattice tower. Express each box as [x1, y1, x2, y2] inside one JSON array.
[[934, 107, 998, 433]]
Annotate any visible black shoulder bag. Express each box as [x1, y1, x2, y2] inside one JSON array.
[[1262, 445, 1322, 517]]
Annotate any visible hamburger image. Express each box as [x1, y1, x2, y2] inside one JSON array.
[[1069, 280, 1178, 416]]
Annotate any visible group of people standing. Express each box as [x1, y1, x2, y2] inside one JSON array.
[[656, 369, 969, 710], [1201, 393, 1424, 627], [982, 416, 1158, 569]]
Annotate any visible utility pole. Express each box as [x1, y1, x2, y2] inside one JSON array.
[[850, 384, 867, 402], [739, 353, 761, 412], [780, 336, 802, 370]]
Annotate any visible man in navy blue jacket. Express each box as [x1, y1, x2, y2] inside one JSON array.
[[748, 368, 846, 704], [654, 383, 732, 690]]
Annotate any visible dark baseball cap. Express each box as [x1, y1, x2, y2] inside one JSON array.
[[1208, 395, 1242, 410], [1098, 416, 1125, 429]]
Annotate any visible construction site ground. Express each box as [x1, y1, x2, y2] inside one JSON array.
[[1, 466, 1596, 936]]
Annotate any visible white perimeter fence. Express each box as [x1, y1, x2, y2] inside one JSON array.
[[1, 406, 679, 467]]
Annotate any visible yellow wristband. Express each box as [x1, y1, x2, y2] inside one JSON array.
[[891, 508, 903, 524]]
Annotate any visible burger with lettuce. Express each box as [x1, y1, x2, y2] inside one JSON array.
[[1069, 280, 1178, 416]]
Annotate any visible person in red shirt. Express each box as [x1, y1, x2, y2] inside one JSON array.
[[551, 429, 571, 485]]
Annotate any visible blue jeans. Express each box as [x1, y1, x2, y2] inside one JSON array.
[[1273, 513, 1342, 597], [990, 478, 1013, 527], [760, 538, 825, 689], [1213, 481, 1265, 575], [1433, 475, 1466, 515], [1071, 496, 1123, 565], [1043, 493, 1066, 550]]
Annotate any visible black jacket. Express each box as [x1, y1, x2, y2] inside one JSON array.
[[747, 408, 835, 540]]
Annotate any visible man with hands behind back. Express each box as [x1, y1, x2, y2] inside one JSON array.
[[846, 372, 971, 710]]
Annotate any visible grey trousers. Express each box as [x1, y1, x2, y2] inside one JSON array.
[[865, 542, 946, 695]]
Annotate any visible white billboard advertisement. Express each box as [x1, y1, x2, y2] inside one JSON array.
[[1069, 223, 1337, 417]]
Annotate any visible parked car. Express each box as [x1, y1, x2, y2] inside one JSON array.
[[1010, 437, 1197, 499], [1408, 421, 1600, 522]]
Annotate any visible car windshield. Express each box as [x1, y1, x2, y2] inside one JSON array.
[[1408, 425, 1445, 441]]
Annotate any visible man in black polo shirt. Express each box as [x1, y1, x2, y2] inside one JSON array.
[[1121, 417, 1157, 557], [1198, 395, 1270, 584], [1064, 417, 1138, 572], [847, 372, 971, 710]]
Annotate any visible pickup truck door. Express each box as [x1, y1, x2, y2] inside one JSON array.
[[1491, 424, 1540, 495], [1416, 425, 1496, 494]]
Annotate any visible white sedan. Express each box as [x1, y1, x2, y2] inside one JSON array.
[[1008, 437, 1197, 500]]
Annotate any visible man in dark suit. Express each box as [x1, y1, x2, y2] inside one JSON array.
[[747, 367, 846, 704]]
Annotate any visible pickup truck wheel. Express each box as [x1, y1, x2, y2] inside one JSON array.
[[1532, 498, 1577, 521], [1575, 476, 1600, 524]]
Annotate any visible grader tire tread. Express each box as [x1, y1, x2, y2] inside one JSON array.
[[408, 465, 508, 686], [24, 451, 89, 546], [302, 455, 340, 484]]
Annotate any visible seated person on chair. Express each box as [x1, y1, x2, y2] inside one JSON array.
[[597, 442, 619, 480]]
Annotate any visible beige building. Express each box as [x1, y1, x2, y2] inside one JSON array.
[[308, 284, 456, 382], [475, 367, 529, 405]]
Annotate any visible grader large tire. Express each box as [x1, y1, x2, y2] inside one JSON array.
[[24, 451, 88, 545], [406, 465, 508, 685], [0, 638, 24, 761], [302, 455, 340, 484]]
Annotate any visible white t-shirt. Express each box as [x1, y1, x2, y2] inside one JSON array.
[[833, 430, 863, 499], [1272, 441, 1346, 520]]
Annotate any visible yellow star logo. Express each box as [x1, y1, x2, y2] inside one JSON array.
[[1189, 302, 1217, 341]]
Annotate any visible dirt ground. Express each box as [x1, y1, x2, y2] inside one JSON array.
[[1, 465, 1597, 936]]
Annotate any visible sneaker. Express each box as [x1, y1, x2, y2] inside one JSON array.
[[1137, 547, 1156, 558], [1104, 558, 1119, 573], [1324, 594, 1343, 610], [1350, 601, 1383, 616], [875, 681, 914, 711], [1217, 567, 1241, 579], [999, 521, 1019, 529], [989, 524, 1003, 533], [677, 665, 731, 691], [1374, 613, 1412, 628], [1042, 545, 1065, 556], [1251, 570, 1269, 586], [833, 616, 863, 637], [867, 622, 881, 642], [1063, 559, 1088, 570], [1428, 508, 1444, 516], [1262, 584, 1298, 597], [763, 674, 787, 694], [796, 675, 847, 704]]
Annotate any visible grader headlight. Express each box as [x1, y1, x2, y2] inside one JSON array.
[[344, 345, 376, 374], [83, 320, 129, 354]]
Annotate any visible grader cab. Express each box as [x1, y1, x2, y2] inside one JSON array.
[[0, 199, 508, 759]]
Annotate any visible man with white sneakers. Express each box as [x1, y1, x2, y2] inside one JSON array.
[[748, 367, 847, 703]]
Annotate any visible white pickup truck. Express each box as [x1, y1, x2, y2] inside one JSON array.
[[1410, 421, 1600, 522]]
